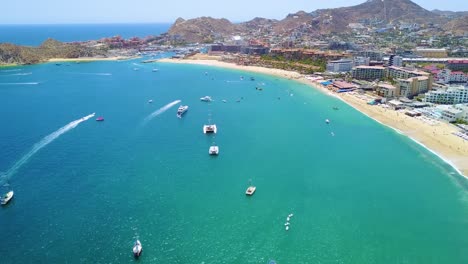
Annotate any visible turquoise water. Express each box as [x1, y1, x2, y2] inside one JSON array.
[[0, 23, 171, 46], [0, 60, 467, 263]]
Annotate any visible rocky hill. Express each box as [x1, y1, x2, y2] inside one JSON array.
[[167, 17, 241, 43], [443, 15, 468, 36], [166, 0, 461, 42], [0, 39, 106, 65]]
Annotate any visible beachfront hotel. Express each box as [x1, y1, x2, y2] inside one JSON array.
[[398, 76, 431, 98], [351, 65, 386, 80], [424, 86, 468, 104]]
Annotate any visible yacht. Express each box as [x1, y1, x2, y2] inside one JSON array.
[[1, 190, 13, 205], [133, 240, 142, 258], [209, 145, 219, 155], [177, 105, 189, 118], [203, 124, 217, 134], [245, 186, 256, 196], [200, 96, 212, 102]]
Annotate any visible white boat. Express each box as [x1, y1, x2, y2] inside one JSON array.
[[177, 105, 189, 118], [133, 240, 142, 258], [200, 96, 212, 102], [133, 68, 139, 71], [245, 180, 256, 196], [152, 68, 159, 72], [209, 145, 219, 155], [1, 191, 13, 205], [325, 119, 330, 124], [148, 99, 153, 103], [222, 99, 227, 103], [203, 124, 217, 134]]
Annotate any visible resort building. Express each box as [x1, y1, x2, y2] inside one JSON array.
[[376, 83, 399, 98], [437, 105, 464, 122], [353, 56, 370, 66], [447, 60, 468, 72], [331, 81, 358, 92], [351, 66, 386, 80], [436, 69, 468, 84], [415, 48, 448, 58], [388, 66, 431, 80], [388, 55, 403, 67], [424, 86, 468, 104], [326, 59, 353, 73], [398, 76, 430, 98], [356, 50, 383, 61]]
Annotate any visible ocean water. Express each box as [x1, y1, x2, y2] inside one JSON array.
[[0, 59, 467, 263], [0, 23, 171, 46]]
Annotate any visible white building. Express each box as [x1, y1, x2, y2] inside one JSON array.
[[353, 56, 370, 66], [424, 86, 468, 104], [326, 59, 353, 73], [436, 69, 468, 84], [436, 105, 464, 122]]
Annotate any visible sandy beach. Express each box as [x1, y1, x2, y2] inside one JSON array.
[[48, 56, 138, 63], [159, 57, 468, 178]]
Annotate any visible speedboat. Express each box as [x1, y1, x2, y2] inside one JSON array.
[[96, 117, 104, 121], [203, 124, 217, 134], [245, 186, 256, 196], [325, 119, 330, 124], [177, 105, 189, 118], [200, 96, 212, 102], [133, 240, 142, 258], [1, 191, 14, 205], [148, 99, 153, 103], [209, 145, 219, 155]]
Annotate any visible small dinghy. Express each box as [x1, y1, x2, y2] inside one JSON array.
[[133, 240, 142, 258]]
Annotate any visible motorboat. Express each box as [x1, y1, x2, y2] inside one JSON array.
[[245, 186, 256, 196], [177, 105, 189, 118], [133, 68, 139, 71], [152, 68, 159, 72], [209, 145, 219, 155], [96, 117, 104, 121], [222, 99, 227, 103], [325, 119, 330, 124], [203, 124, 217, 134], [200, 96, 212, 102], [133, 240, 142, 258], [148, 99, 153, 103], [1, 191, 14, 205]]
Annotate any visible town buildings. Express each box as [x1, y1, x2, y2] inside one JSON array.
[[351, 66, 386, 80], [424, 86, 468, 104]]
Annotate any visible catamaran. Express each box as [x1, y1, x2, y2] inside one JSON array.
[[177, 105, 189, 118]]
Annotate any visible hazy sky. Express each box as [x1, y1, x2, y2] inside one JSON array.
[[2, 0, 467, 24]]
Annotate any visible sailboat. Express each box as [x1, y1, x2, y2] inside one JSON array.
[[203, 113, 217, 134], [209, 136, 219, 155], [245, 179, 256, 196]]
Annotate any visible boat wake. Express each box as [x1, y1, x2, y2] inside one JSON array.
[[0, 72, 32, 76], [0, 82, 39, 85], [143, 100, 181, 124], [0, 113, 95, 184], [67, 72, 112, 76]]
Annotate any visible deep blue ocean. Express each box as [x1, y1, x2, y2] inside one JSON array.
[[0, 23, 171, 46]]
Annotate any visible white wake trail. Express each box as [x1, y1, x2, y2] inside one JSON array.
[[0, 113, 95, 183], [143, 100, 181, 123], [0, 82, 39, 85]]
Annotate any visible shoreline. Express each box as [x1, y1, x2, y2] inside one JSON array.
[[48, 56, 139, 63], [158, 57, 468, 178]]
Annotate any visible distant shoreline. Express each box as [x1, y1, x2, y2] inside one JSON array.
[[158, 57, 468, 178], [48, 56, 139, 63]]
